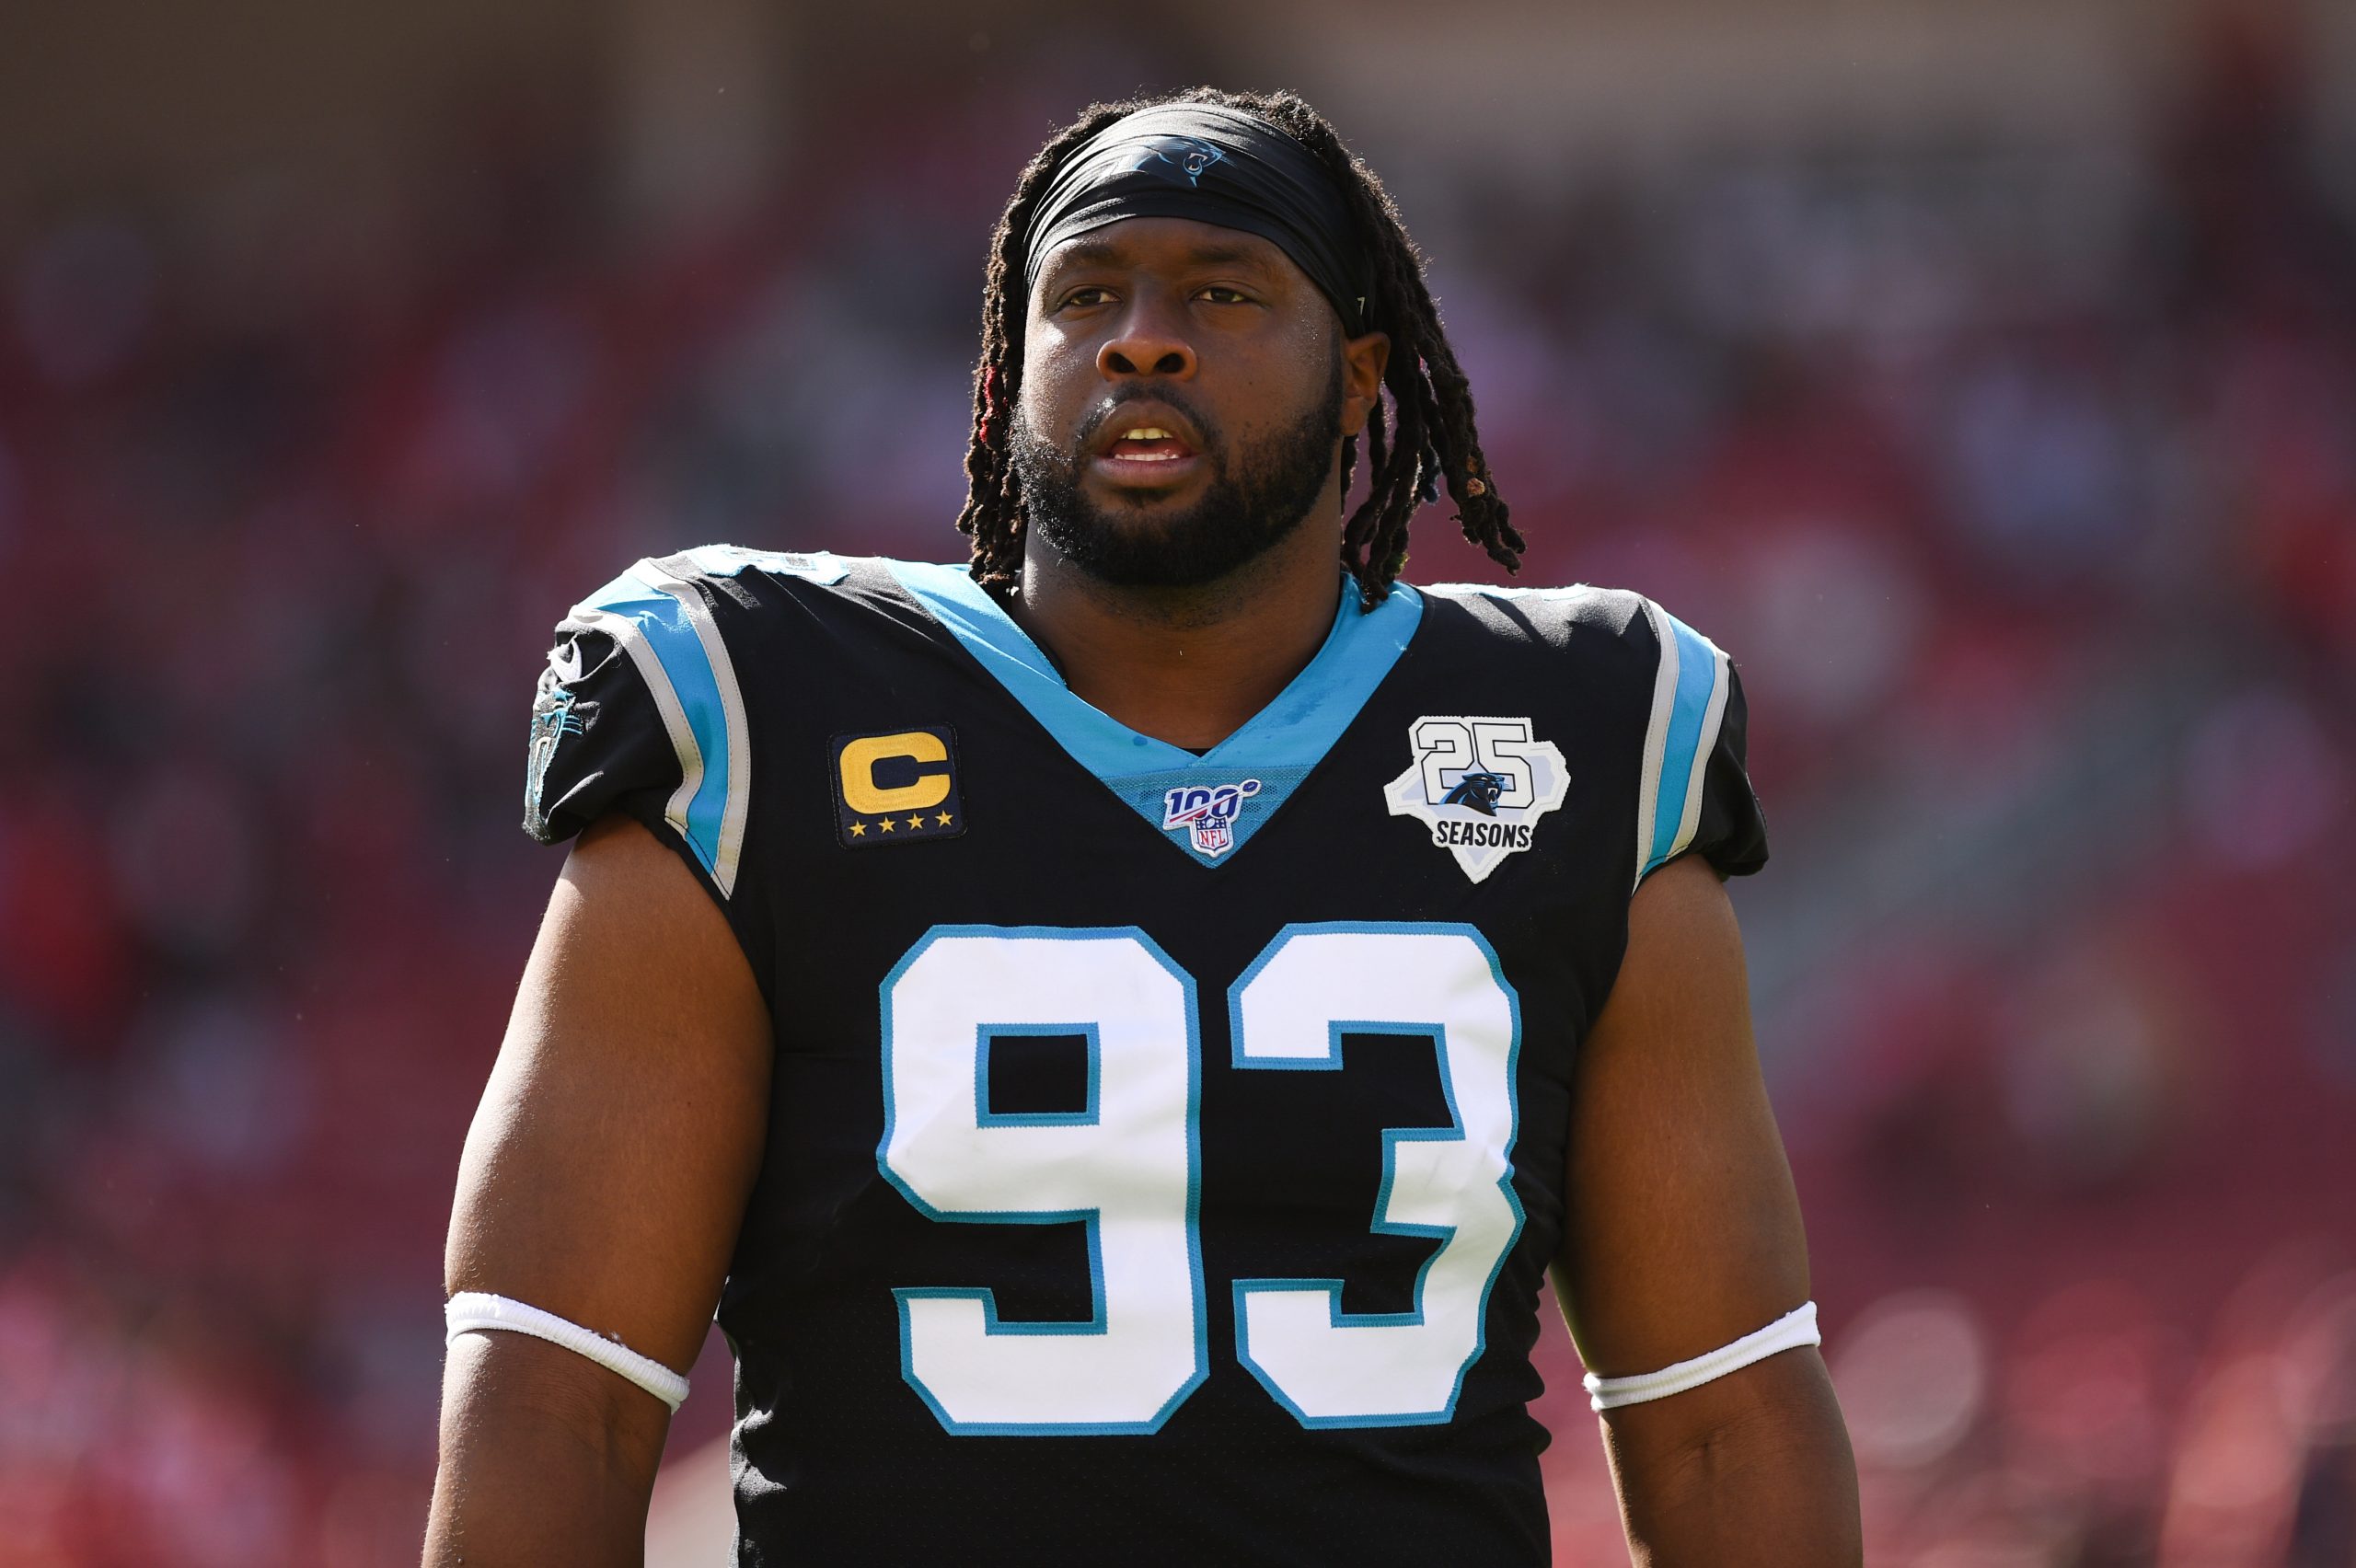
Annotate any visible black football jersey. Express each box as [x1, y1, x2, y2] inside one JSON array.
[[521, 547, 1767, 1566]]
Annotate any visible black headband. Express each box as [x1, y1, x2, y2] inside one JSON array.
[[1021, 103, 1373, 337]]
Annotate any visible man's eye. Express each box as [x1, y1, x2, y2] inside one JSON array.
[[1198, 286, 1253, 305], [1059, 286, 1114, 309]]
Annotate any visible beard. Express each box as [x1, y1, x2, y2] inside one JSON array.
[[1010, 365, 1344, 590]]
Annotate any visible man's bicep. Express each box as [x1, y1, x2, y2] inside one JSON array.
[[446, 812, 772, 1375], [1551, 852, 1809, 1379]]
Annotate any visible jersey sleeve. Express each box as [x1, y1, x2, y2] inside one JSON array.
[[1632, 598, 1769, 885], [522, 556, 773, 983]]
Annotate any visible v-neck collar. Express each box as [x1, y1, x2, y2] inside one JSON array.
[[887, 559, 1422, 866]]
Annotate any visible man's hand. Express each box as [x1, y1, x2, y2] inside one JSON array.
[[424, 814, 771, 1567], [1553, 854, 1861, 1565]]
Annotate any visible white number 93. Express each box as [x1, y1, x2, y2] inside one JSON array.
[[878, 922, 1523, 1435]]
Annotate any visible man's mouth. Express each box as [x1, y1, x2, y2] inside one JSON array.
[[1086, 407, 1206, 490], [1103, 425, 1194, 464]]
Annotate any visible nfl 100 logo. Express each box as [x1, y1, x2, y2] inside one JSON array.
[[1161, 778, 1262, 859]]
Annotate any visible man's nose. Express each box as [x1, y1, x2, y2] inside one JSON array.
[[1097, 296, 1197, 381]]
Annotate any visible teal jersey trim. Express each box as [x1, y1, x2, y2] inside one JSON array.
[[1646, 612, 1721, 872], [887, 561, 1422, 866], [579, 562, 738, 885]]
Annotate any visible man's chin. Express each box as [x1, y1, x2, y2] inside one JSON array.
[[1034, 511, 1296, 592]]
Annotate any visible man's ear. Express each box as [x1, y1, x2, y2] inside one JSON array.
[[1340, 330, 1391, 438]]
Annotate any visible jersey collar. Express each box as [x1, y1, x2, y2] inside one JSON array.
[[887, 559, 1421, 865]]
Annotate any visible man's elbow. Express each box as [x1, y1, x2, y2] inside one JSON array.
[[1604, 1349, 1862, 1568], [426, 1332, 673, 1567]]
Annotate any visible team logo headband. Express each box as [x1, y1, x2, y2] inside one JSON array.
[[1021, 103, 1374, 337]]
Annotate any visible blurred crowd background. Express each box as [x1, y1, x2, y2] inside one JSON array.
[[2, 0, 2353, 1562]]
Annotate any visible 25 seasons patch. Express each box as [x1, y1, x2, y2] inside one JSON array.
[[832, 727, 965, 847], [1382, 715, 1569, 883]]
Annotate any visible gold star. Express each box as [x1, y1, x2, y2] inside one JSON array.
[[936, 811, 954, 826], [877, 817, 895, 833], [848, 821, 866, 837], [907, 815, 925, 831]]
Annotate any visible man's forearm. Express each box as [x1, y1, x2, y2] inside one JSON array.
[[424, 1332, 671, 1567], [1601, 1350, 1861, 1567]]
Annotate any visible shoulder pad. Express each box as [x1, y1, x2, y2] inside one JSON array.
[[657, 543, 851, 586]]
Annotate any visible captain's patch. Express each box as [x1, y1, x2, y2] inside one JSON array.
[[833, 727, 966, 848]]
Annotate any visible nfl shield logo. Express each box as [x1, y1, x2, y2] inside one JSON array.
[[1161, 778, 1262, 859]]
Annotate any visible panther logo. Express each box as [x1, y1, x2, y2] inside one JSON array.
[[1121, 137, 1226, 188], [1381, 717, 1571, 884], [1440, 770, 1508, 816], [524, 666, 590, 836]]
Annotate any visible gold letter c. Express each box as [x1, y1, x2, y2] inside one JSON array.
[[839, 732, 952, 814]]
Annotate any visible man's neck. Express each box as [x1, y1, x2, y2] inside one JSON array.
[[1003, 523, 1345, 753]]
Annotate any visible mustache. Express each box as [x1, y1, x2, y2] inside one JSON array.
[[1070, 390, 1223, 456]]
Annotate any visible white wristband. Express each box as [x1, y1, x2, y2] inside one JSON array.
[[1584, 1300, 1819, 1412], [445, 1291, 691, 1413]]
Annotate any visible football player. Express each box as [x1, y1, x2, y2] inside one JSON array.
[[426, 88, 1860, 1565]]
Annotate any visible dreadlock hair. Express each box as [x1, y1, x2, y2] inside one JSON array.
[[955, 86, 1524, 609]]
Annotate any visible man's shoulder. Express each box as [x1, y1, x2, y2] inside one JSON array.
[[557, 544, 954, 645], [565, 544, 867, 616], [1415, 579, 1649, 626], [1409, 580, 1660, 672], [524, 547, 965, 876]]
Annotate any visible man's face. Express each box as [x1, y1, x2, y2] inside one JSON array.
[[1011, 217, 1387, 589]]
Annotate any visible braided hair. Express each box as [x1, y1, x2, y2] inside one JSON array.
[[955, 87, 1523, 608]]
